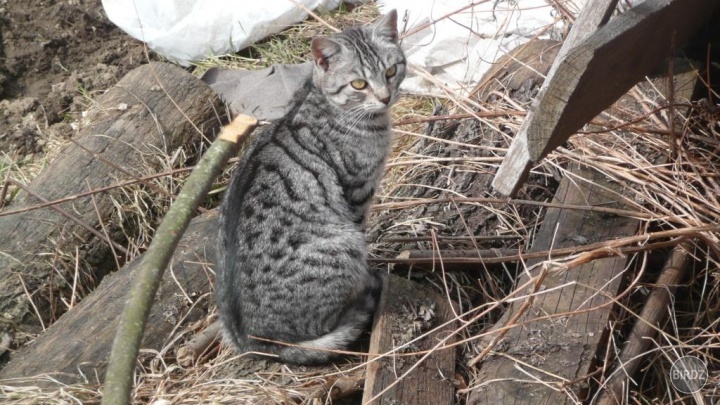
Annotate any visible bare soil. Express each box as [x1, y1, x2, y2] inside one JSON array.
[[0, 0, 151, 155]]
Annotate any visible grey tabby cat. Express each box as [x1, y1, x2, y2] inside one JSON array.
[[216, 10, 405, 365]]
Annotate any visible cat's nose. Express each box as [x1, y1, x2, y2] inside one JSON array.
[[376, 86, 392, 105]]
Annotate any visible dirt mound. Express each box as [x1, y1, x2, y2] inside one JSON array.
[[0, 0, 150, 154]]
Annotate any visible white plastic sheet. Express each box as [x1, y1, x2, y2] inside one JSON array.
[[102, 0, 340, 66], [379, 0, 585, 95]]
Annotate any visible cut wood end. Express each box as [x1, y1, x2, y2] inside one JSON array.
[[218, 114, 259, 143], [491, 157, 532, 197], [175, 321, 222, 367], [176, 346, 196, 367], [491, 128, 533, 197]]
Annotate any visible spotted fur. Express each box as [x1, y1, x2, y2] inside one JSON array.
[[215, 10, 405, 364]]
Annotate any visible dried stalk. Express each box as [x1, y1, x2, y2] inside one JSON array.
[[369, 228, 712, 266], [371, 197, 656, 220], [394, 110, 525, 126], [396, 249, 516, 260], [379, 234, 520, 243], [176, 321, 221, 367], [595, 242, 691, 405], [0, 166, 195, 218]]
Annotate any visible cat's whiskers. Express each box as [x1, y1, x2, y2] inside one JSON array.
[[316, 104, 364, 135], [343, 103, 382, 136], [339, 105, 371, 137]]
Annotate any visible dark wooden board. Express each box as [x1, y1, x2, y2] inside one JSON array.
[[490, 0, 617, 196], [362, 275, 457, 404], [492, 0, 718, 196], [529, 0, 715, 160], [470, 58, 700, 403], [0, 62, 221, 342]]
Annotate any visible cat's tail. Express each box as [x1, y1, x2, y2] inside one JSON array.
[[279, 320, 367, 364], [279, 275, 383, 364]]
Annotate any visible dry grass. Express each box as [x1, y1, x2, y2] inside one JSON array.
[[384, 50, 720, 403], [1, 1, 719, 405], [191, 3, 379, 76]]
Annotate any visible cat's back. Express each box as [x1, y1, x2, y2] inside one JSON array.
[[221, 106, 351, 229]]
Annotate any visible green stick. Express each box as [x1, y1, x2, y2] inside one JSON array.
[[102, 115, 258, 405]]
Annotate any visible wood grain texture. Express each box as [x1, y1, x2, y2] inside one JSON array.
[[0, 213, 218, 384], [528, 0, 715, 160], [362, 275, 456, 404], [470, 164, 639, 404], [0, 62, 220, 340]]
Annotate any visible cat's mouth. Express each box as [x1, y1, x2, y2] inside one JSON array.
[[345, 103, 390, 117], [366, 106, 390, 117], [367, 101, 394, 114]]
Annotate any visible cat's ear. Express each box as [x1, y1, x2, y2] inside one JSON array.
[[311, 37, 342, 71], [373, 9, 398, 43]]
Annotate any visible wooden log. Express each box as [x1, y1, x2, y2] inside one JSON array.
[[362, 275, 456, 404], [595, 243, 691, 405], [492, 0, 718, 196], [473, 39, 561, 101], [0, 212, 218, 384], [0, 62, 221, 342], [367, 40, 561, 302]]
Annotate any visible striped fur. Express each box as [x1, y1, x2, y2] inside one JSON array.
[[215, 10, 405, 364]]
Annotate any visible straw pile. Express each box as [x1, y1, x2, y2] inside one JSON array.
[[1, 2, 718, 404]]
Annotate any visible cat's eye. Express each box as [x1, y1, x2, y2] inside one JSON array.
[[385, 64, 397, 78], [350, 79, 368, 90]]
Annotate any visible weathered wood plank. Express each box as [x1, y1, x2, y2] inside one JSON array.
[[490, 0, 617, 196], [0, 213, 218, 384], [492, 0, 718, 196], [362, 275, 456, 404], [471, 59, 700, 403], [470, 164, 638, 404], [528, 0, 715, 160], [0, 62, 221, 344]]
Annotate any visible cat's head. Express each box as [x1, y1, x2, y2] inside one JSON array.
[[310, 10, 406, 115]]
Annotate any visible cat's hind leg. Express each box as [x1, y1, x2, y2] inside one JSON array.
[[278, 278, 382, 364]]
